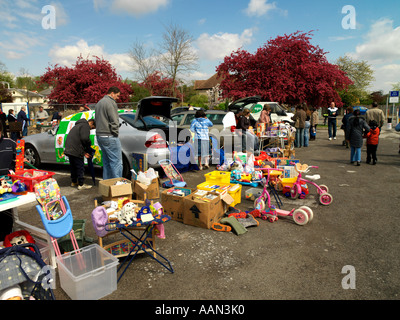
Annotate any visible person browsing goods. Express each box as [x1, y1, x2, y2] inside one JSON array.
[[95, 86, 123, 179]]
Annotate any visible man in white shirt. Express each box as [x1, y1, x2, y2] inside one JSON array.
[[327, 102, 338, 141], [35, 106, 49, 123]]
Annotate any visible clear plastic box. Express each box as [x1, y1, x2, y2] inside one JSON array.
[[245, 188, 264, 201], [56, 244, 119, 300]]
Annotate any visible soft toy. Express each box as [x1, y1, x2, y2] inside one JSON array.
[[117, 201, 137, 225], [4, 230, 35, 251], [0, 178, 12, 195]]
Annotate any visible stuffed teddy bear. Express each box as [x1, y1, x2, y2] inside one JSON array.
[[3, 230, 36, 251]]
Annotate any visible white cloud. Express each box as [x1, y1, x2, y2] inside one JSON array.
[[346, 18, 400, 92], [349, 18, 400, 64], [196, 28, 255, 61], [371, 64, 400, 93], [244, 0, 277, 17], [48, 39, 131, 75], [94, 0, 170, 16]]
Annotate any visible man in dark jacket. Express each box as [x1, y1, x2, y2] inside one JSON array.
[[64, 118, 96, 190]]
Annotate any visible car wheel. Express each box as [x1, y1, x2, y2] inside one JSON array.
[[25, 144, 41, 168]]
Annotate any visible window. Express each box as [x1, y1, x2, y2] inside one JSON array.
[[183, 114, 196, 125], [206, 113, 225, 124], [171, 114, 185, 124]]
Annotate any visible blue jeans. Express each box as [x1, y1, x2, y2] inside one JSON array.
[[295, 128, 304, 147], [304, 121, 310, 147], [97, 135, 123, 179], [328, 118, 337, 138], [350, 146, 361, 162]]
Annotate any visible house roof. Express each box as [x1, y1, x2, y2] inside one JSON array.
[[39, 87, 53, 96], [194, 73, 223, 90], [8, 88, 44, 98]]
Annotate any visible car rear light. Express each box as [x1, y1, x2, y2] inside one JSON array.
[[145, 133, 167, 148]]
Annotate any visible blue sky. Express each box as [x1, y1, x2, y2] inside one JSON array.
[[1, 0, 400, 93]]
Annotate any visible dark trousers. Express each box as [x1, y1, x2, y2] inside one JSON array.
[[68, 155, 85, 186], [366, 144, 378, 163], [0, 209, 13, 242]]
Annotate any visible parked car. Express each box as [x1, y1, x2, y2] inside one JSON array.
[[171, 106, 203, 115], [227, 96, 294, 125], [170, 109, 229, 147], [171, 110, 226, 131], [23, 96, 180, 178]]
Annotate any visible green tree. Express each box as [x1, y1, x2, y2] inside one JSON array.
[[336, 56, 375, 105], [189, 94, 208, 109]]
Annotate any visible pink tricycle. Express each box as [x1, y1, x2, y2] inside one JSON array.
[[289, 163, 333, 206], [254, 168, 313, 226]]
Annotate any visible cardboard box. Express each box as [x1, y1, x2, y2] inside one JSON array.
[[183, 191, 226, 229], [133, 178, 160, 200], [161, 187, 195, 222], [99, 178, 133, 201]]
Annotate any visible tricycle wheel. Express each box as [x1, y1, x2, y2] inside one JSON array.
[[299, 206, 313, 222], [319, 193, 333, 206], [293, 209, 309, 225], [290, 186, 298, 199], [254, 198, 265, 211], [318, 184, 329, 194]]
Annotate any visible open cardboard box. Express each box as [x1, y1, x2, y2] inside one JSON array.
[[183, 190, 234, 229], [98, 178, 133, 201], [160, 187, 195, 222], [132, 178, 160, 200]]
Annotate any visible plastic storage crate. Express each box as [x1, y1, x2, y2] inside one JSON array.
[[204, 171, 231, 184], [245, 188, 264, 201], [58, 219, 87, 252], [196, 182, 242, 206], [56, 244, 119, 300], [9, 169, 56, 192]]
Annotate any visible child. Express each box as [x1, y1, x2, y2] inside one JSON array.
[[365, 120, 380, 165], [190, 110, 213, 170]]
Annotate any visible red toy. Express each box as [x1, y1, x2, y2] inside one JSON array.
[[4, 230, 35, 251]]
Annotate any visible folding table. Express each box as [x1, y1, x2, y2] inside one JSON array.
[[105, 214, 174, 282]]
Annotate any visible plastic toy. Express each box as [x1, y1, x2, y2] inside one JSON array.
[[254, 168, 313, 225], [158, 159, 186, 188], [288, 163, 333, 206]]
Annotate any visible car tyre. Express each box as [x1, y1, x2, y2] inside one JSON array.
[[25, 144, 41, 168]]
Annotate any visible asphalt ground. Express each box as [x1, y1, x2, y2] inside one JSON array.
[[14, 126, 400, 303]]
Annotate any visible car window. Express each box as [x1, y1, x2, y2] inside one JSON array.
[[206, 113, 224, 124], [120, 114, 168, 130], [171, 114, 185, 124], [183, 114, 196, 125]]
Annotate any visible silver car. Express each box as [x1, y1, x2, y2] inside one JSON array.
[[24, 96, 179, 177]]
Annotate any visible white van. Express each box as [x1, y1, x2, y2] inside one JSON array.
[[250, 102, 294, 125], [227, 96, 294, 125]]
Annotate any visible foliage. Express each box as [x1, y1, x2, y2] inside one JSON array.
[[139, 71, 183, 100], [189, 94, 208, 109], [336, 56, 375, 106], [216, 31, 353, 108], [37, 55, 133, 104]]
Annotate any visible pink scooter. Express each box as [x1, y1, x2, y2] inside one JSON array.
[[254, 168, 313, 225]]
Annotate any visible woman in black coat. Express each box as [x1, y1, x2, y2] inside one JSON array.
[[345, 109, 370, 166]]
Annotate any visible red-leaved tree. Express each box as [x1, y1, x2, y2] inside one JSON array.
[[140, 71, 183, 100], [216, 31, 353, 108], [37, 55, 133, 104]]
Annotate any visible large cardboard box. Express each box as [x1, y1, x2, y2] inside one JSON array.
[[133, 178, 160, 200], [183, 191, 226, 229], [99, 178, 133, 201], [161, 187, 195, 222]]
